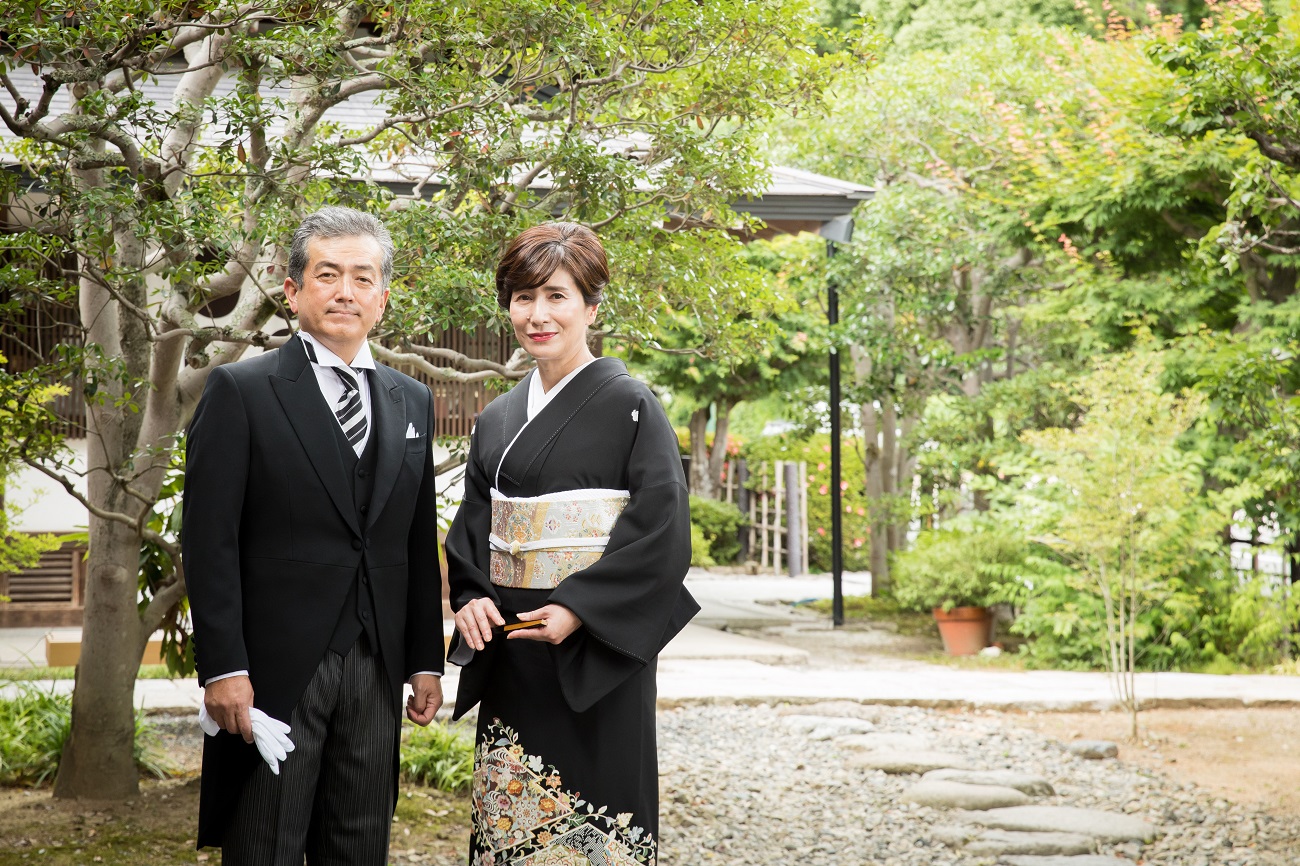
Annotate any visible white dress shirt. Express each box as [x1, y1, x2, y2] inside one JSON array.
[[300, 331, 375, 456]]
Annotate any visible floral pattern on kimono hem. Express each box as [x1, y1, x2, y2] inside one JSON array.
[[470, 720, 655, 866]]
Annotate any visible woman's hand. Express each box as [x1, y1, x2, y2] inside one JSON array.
[[509, 604, 582, 644], [454, 597, 506, 652]]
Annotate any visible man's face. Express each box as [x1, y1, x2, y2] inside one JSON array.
[[284, 234, 389, 363]]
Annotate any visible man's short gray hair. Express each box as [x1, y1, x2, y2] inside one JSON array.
[[287, 206, 395, 290]]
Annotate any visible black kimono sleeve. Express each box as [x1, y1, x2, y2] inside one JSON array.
[[546, 387, 697, 711]]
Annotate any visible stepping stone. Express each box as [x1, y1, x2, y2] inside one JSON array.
[[779, 714, 875, 740], [904, 780, 1030, 810], [779, 700, 880, 721], [849, 750, 974, 774], [932, 825, 975, 847], [965, 830, 1095, 856], [962, 806, 1156, 843], [1000, 857, 1135, 866], [838, 732, 934, 752], [925, 768, 1055, 797], [1067, 740, 1119, 759]]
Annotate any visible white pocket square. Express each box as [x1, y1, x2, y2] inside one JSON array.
[[405, 422, 420, 439]]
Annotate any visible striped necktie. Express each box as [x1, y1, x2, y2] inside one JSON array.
[[332, 366, 368, 449], [302, 339, 368, 450]]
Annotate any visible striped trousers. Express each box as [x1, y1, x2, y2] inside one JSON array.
[[222, 636, 397, 866]]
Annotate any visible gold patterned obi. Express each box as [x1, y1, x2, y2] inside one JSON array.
[[488, 488, 630, 590]]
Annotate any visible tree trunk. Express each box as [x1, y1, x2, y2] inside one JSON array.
[[891, 412, 917, 552], [688, 406, 717, 499], [862, 400, 890, 596], [707, 399, 733, 498], [881, 400, 901, 553], [54, 518, 148, 799], [54, 228, 152, 799]]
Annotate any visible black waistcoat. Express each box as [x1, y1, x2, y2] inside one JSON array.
[[326, 403, 381, 655]]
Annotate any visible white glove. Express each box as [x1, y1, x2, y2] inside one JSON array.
[[198, 704, 296, 775]]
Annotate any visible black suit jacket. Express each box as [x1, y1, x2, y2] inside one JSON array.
[[182, 334, 443, 845]]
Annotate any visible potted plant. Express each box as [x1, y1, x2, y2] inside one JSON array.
[[891, 518, 1024, 655]]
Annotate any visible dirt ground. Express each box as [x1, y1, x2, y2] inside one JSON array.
[[0, 780, 469, 865], [0, 717, 470, 866], [1008, 706, 1300, 816], [3, 635, 1299, 863], [2, 707, 1298, 863]]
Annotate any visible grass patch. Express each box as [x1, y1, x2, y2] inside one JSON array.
[[399, 720, 475, 792], [804, 594, 936, 636], [0, 685, 71, 786], [1271, 658, 1300, 676], [0, 665, 180, 682], [0, 684, 171, 786]]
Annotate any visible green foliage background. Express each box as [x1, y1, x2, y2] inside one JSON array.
[[663, 0, 1300, 674]]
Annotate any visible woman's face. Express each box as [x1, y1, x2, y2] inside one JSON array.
[[509, 267, 598, 365]]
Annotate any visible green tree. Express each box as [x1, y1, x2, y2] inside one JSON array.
[[858, 0, 1208, 54], [625, 235, 825, 499], [860, 0, 1089, 53], [0, 0, 840, 799], [1019, 351, 1220, 736], [778, 7, 1279, 595], [1152, 3, 1300, 580], [771, 28, 1079, 590]]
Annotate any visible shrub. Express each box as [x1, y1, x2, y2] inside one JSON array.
[[891, 518, 1028, 612], [688, 496, 747, 566], [690, 523, 714, 567], [0, 684, 168, 785], [1009, 564, 1300, 672], [400, 720, 474, 792]]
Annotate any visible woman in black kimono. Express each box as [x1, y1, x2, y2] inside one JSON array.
[[444, 223, 698, 866]]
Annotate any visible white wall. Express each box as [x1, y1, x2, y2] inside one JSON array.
[[7, 440, 89, 533], [7, 439, 468, 535]]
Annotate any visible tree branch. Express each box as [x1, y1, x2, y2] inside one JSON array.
[[20, 457, 149, 533], [371, 344, 532, 382], [1246, 129, 1300, 172], [1161, 210, 1208, 240], [140, 569, 188, 637]]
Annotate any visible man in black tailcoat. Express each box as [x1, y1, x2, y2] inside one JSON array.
[[183, 206, 444, 864]]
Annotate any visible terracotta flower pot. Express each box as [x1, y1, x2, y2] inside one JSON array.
[[932, 606, 993, 656]]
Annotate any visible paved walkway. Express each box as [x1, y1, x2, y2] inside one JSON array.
[[4, 570, 1299, 713]]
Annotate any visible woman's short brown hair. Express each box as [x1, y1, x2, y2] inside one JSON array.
[[495, 223, 609, 310]]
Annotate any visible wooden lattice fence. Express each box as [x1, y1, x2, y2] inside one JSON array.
[[718, 458, 809, 576]]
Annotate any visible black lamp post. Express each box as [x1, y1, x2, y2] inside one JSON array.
[[820, 215, 854, 627]]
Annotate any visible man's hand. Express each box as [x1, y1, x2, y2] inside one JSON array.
[[510, 604, 582, 645], [454, 596, 506, 652], [406, 674, 443, 726], [204, 675, 255, 744]]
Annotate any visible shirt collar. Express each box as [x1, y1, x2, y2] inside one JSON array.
[[299, 331, 376, 370]]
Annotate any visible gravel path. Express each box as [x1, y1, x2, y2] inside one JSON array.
[[656, 702, 1300, 866], [154, 701, 1300, 864]]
